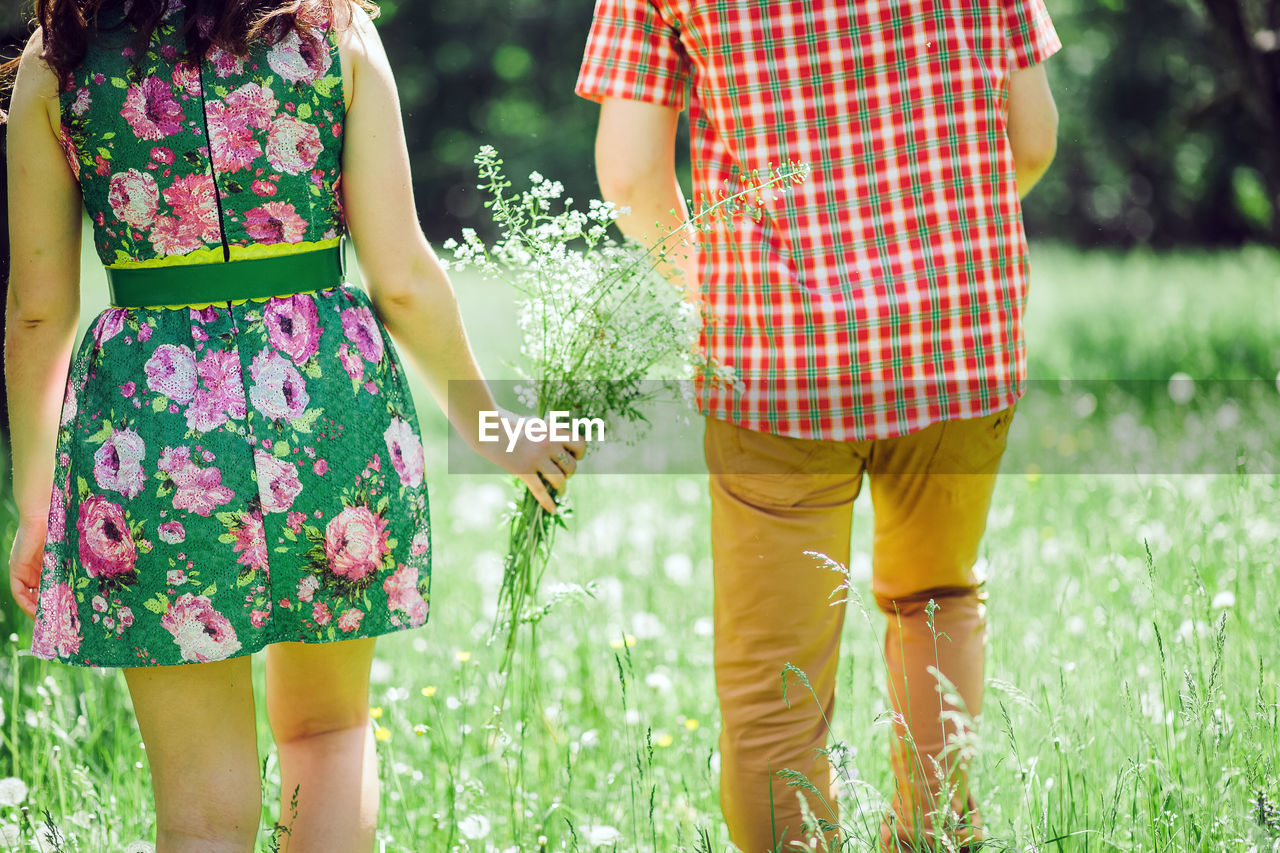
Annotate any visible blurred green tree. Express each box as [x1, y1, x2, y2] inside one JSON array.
[[374, 0, 1275, 248]]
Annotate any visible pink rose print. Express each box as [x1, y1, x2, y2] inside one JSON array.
[[250, 609, 269, 628], [150, 146, 175, 165], [160, 446, 235, 517], [186, 349, 248, 433], [336, 608, 364, 633], [206, 100, 261, 174], [252, 180, 278, 197], [70, 87, 91, 116], [410, 529, 430, 558], [167, 568, 187, 586], [337, 344, 363, 383], [60, 385, 78, 427], [231, 512, 268, 572], [313, 459, 328, 476], [265, 114, 323, 177], [144, 343, 198, 403], [119, 606, 135, 628], [190, 305, 220, 324], [121, 75, 184, 140], [93, 427, 147, 499], [224, 82, 277, 130], [108, 169, 159, 229], [92, 309, 128, 348], [158, 520, 186, 544], [243, 202, 308, 244], [48, 480, 68, 544], [76, 495, 138, 578], [383, 418, 425, 488], [340, 306, 384, 364], [148, 214, 204, 255], [31, 582, 81, 660], [162, 173, 221, 244], [137, 322, 153, 342], [161, 593, 243, 662], [59, 132, 80, 180], [266, 27, 333, 84], [207, 46, 245, 78], [323, 506, 389, 582], [171, 60, 201, 96], [254, 449, 303, 514], [297, 574, 319, 602], [264, 294, 321, 363], [312, 601, 331, 626], [249, 349, 310, 421], [383, 563, 428, 627]]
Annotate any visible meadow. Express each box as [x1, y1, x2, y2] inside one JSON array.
[[0, 243, 1278, 852]]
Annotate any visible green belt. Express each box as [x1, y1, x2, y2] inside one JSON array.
[[106, 246, 345, 308]]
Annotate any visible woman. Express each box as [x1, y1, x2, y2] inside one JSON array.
[[5, 1, 581, 849]]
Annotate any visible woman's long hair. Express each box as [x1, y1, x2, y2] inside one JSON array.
[[1, 0, 376, 118]]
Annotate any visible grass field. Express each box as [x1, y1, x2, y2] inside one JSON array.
[[0, 243, 1278, 851]]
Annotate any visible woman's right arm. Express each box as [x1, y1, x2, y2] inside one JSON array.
[[5, 30, 83, 615], [335, 9, 580, 513]]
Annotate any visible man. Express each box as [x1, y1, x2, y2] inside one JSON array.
[[577, 2, 1059, 850]]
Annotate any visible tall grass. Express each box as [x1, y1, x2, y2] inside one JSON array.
[[0, 246, 1277, 850]]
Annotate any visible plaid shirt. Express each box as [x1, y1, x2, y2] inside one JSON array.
[[577, 0, 1061, 440]]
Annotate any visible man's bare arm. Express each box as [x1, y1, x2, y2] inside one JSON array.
[[594, 98, 697, 299], [1007, 63, 1058, 198]]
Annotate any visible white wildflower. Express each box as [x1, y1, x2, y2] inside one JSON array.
[[0, 778, 27, 807], [580, 824, 623, 847], [458, 814, 490, 840]]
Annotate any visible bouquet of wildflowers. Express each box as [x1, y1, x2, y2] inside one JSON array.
[[445, 146, 806, 671]]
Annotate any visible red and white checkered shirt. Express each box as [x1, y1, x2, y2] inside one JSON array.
[[577, 0, 1060, 440]]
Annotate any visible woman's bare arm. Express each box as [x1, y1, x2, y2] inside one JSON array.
[[335, 10, 580, 512], [5, 30, 83, 615]]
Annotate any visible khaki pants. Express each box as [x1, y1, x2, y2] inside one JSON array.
[[705, 409, 1013, 852]]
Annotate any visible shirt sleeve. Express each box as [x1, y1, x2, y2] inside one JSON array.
[[575, 0, 691, 109], [1005, 0, 1062, 69]]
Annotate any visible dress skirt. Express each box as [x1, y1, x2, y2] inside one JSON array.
[[31, 282, 432, 667]]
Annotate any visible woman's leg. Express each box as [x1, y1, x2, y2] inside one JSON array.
[[123, 657, 262, 853], [264, 638, 378, 853]]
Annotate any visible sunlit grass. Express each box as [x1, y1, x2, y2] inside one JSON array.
[[0, 244, 1278, 850]]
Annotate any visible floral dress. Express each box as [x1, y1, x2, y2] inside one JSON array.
[[31, 5, 432, 667]]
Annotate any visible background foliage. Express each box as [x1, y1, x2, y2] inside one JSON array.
[[367, 0, 1276, 247], [3, 0, 1273, 247]]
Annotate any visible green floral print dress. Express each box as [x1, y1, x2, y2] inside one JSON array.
[[31, 4, 432, 667]]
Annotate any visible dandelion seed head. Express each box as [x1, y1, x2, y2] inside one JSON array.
[[580, 824, 623, 847], [459, 814, 491, 840], [122, 842, 156, 853], [0, 778, 26, 807], [1167, 372, 1195, 405]]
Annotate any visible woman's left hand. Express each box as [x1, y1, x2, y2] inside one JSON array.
[[9, 519, 47, 618]]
